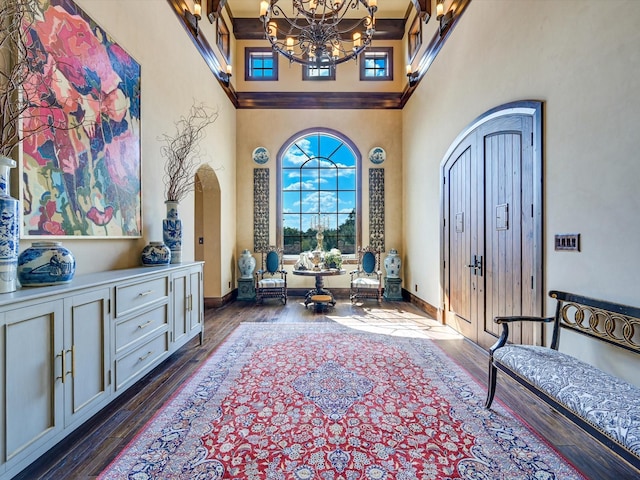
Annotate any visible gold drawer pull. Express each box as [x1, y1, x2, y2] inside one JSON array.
[[137, 320, 153, 329], [139, 351, 153, 362], [56, 349, 66, 383], [138, 290, 153, 297]]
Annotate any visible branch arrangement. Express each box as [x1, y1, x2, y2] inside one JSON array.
[[0, 0, 83, 158], [161, 102, 218, 202]]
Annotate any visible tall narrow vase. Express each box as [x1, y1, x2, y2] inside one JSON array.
[[0, 156, 20, 293], [163, 200, 182, 264]]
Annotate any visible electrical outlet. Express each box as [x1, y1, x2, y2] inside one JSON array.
[[554, 234, 580, 251]]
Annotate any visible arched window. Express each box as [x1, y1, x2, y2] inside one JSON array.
[[277, 128, 361, 256]]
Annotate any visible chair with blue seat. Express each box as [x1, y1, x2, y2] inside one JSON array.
[[350, 246, 382, 303], [255, 246, 287, 304]]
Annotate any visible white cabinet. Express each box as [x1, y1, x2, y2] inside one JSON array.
[[0, 262, 203, 480], [63, 288, 111, 428], [3, 301, 64, 472], [171, 264, 203, 352], [2, 286, 110, 475]]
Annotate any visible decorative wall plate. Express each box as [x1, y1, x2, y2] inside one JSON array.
[[368, 147, 386, 164], [252, 146, 270, 164]]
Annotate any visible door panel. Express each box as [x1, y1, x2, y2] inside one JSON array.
[[482, 127, 523, 346], [444, 143, 476, 341]]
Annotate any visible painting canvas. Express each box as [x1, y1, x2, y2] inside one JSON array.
[[21, 0, 141, 237]]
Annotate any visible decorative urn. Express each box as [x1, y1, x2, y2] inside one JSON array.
[[238, 249, 256, 278], [17, 241, 76, 287], [141, 241, 171, 266], [384, 249, 402, 278]]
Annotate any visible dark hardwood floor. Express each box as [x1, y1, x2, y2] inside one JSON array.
[[13, 297, 640, 480]]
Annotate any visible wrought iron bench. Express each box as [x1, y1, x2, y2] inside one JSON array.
[[485, 290, 640, 470]]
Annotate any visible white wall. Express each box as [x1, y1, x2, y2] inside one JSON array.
[[403, 0, 640, 384]]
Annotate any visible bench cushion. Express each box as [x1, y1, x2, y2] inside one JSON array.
[[310, 295, 332, 303], [352, 278, 379, 287], [258, 278, 285, 287], [494, 345, 640, 458]]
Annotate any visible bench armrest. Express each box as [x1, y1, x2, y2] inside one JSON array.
[[489, 316, 554, 354], [494, 315, 554, 324]]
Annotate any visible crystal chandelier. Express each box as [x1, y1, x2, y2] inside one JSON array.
[[259, 0, 378, 66]]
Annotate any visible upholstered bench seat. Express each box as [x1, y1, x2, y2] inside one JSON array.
[[258, 278, 285, 287], [351, 278, 380, 287], [310, 294, 332, 304], [310, 294, 333, 312], [493, 344, 640, 459]]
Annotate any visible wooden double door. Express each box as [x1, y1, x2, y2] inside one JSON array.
[[442, 103, 543, 349]]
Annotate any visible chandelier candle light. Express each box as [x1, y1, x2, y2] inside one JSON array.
[[259, 0, 378, 66]]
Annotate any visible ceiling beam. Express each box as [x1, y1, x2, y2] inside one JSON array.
[[236, 91, 403, 109], [233, 18, 406, 41]]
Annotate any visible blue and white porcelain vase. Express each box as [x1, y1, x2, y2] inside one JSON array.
[[163, 200, 182, 264], [0, 156, 20, 293], [17, 241, 75, 287], [384, 249, 402, 278], [238, 249, 256, 278], [141, 241, 171, 266]]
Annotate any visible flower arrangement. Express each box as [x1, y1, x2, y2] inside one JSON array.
[[160, 102, 218, 202], [323, 248, 343, 270]]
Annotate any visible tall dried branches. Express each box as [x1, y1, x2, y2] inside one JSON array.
[[0, 0, 76, 158], [161, 102, 218, 202], [0, 0, 33, 157]]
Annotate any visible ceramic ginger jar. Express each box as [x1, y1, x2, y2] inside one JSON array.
[[384, 249, 401, 278], [141, 241, 171, 266], [238, 249, 256, 278], [18, 241, 76, 286]]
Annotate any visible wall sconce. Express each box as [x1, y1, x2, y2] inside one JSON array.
[[185, 0, 202, 37], [222, 64, 232, 86], [406, 65, 419, 87], [436, 0, 454, 35]]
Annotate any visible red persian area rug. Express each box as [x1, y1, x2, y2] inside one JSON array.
[[99, 323, 585, 479]]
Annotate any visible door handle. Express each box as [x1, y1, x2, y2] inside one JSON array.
[[467, 255, 484, 276]]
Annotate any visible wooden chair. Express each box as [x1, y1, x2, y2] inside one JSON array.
[[350, 246, 382, 303], [255, 246, 287, 304]]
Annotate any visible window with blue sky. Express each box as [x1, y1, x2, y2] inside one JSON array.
[[280, 131, 358, 255]]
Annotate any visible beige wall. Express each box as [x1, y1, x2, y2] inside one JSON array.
[[26, 0, 239, 300], [403, 0, 640, 384], [236, 109, 403, 290]]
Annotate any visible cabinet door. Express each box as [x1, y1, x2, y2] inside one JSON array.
[[4, 301, 64, 465], [171, 270, 189, 347], [188, 267, 203, 335], [63, 288, 111, 428]]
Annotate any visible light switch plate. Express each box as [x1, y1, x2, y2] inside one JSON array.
[[555, 234, 580, 251]]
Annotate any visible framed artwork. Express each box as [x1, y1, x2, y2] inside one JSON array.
[[408, 14, 422, 62], [21, 0, 141, 238], [217, 16, 230, 63]]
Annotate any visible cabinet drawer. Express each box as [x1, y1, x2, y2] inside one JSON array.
[[115, 304, 168, 353], [115, 276, 169, 317], [115, 332, 169, 390]]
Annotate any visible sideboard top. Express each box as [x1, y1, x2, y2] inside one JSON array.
[[0, 262, 204, 307]]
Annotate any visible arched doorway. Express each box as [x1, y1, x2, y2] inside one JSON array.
[[195, 164, 221, 303], [441, 101, 543, 349]]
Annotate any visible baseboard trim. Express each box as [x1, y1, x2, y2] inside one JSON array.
[[402, 289, 441, 321], [205, 289, 237, 308]]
